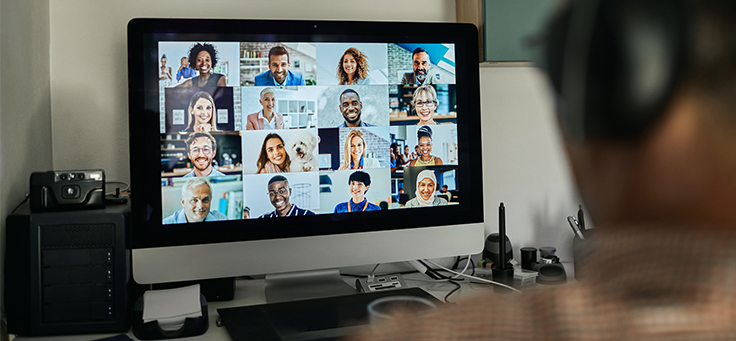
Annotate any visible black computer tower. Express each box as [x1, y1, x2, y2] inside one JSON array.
[[5, 204, 132, 336]]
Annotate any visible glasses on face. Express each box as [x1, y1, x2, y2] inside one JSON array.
[[189, 146, 213, 155], [414, 100, 437, 108], [268, 188, 288, 198]]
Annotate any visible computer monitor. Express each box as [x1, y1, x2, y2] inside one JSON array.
[[127, 18, 484, 301]]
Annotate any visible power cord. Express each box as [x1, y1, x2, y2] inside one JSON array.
[[424, 259, 522, 293], [11, 194, 30, 214]]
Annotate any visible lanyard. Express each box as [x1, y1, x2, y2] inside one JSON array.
[[347, 199, 369, 212]]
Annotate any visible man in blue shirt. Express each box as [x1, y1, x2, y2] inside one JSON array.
[[176, 57, 196, 82], [259, 175, 315, 218], [163, 178, 227, 224], [254, 46, 306, 86], [334, 171, 380, 213], [182, 131, 226, 178], [337, 89, 374, 127]]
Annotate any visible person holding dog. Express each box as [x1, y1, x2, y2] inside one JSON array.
[[338, 129, 379, 170], [246, 87, 285, 130], [259, 175, 314, 218], [334, 171, 380, 213]]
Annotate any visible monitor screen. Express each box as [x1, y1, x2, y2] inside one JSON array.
[[128, 18, 484, 285]]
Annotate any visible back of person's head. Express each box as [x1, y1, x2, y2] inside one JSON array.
[[540, 0, 736, 227]]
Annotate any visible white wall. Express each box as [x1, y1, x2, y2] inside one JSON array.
[[1, 0, 52, 332], [480, 64, 580, 262], [48, 0, 457, 183]]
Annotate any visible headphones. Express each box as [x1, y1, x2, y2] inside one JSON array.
[[542, 0, 689, 140]]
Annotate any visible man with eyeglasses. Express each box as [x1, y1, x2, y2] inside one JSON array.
[[338, 88, 374, 127], [183, 131, 226, 178], [163, 178, 227, 224], [260, 175, 315, 218], [401, 47, 435, 85]]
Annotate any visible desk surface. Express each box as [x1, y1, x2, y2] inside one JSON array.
[[12, 266, 573, 341]]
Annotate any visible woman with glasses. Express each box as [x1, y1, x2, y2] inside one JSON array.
[[412, 85, 439, 126]]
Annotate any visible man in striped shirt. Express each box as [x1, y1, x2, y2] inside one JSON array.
[[259, 175, 315, 218]]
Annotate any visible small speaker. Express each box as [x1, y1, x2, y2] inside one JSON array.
[[5, 203, 133, 336]]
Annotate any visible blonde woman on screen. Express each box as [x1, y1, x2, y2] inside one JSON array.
[[338, 129, 379, 170]]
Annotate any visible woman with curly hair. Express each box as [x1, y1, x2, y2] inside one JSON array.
[[336, 47, 370, 85], [178, 43, 227, 87], [256, 133, 291, 173]]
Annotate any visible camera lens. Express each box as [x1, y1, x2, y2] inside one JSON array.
[[78, 173, 85, 180], [59, 173, 68, 181]]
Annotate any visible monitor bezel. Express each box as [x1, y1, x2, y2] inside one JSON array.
[[128, 18, 483, 250]]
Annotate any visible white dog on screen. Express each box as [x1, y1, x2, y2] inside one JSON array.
[[285, 130, 319, 172]]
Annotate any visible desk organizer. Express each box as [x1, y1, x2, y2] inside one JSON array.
[[132, 293, 208, 340]]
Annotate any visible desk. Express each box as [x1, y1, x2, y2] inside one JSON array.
[[12, 267, 572, 341]]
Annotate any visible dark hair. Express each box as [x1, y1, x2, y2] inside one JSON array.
[[187, 43, 218, 70], [417, 125, 433, 140], [337, 47, 369, 85], [340, 88, 360, 102], [185, 131, 217, 151], [161, 54, 167, 59], [348, 171, 371, 187], [268, 45, 290, 63], [412, 47, 427, 57], [256, 133, 291, 173], [268, 175, 289, 185], [184, 91, 217, 131]]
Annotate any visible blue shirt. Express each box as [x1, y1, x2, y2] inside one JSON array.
[[254, 70, 306, 86], [176, 67, 196, 81], [333, 198, 381, 213], [162, 208, 228, 224], [258, 204, 315, 218], [182, 168, 226, 178]]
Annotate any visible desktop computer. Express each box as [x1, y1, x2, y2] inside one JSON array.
[[127, 17, 484, 338]]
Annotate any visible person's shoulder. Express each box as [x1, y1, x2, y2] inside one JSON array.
[[367, 202, 381, 211], [259, 211, 276, 218], [294, 205, 315, 216], [162, 211, 179, 224], [210, 169, 226, 177], [401, 72, 413, 84], [254, 71, 271, 85], [436, 197, 448, 206], [182, 171, 194, 178], [334, 202, 348, 212], [209, 210, 228, 220], [288, 71, 305, 85]]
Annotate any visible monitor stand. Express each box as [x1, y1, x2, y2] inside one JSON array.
[[265, 268, 357, 303]]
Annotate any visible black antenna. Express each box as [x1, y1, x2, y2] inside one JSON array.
[[492, 202, 514, 291]]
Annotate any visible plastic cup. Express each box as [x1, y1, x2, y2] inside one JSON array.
[[366, 296, 436, 325]]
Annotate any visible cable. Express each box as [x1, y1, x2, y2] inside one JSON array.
[[11, 194, 30, 214], [105, 181, 131, 195], [449, 255, 473, 280], [424, 259, 522, 293]]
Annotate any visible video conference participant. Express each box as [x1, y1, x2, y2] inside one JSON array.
[[401, 47, 434, 85], [177, 43, 227, 87], [162, 178, 227, 224], [256, 133, 291, 173], [183, 91, 218, 133], [159, 54, 173, 86], [338, 89, 374, 127], [183, 131, 225, 178], [338, 129, 379, 170], [412, 85, 439, 125], [337, 47, 370, 85], [333, 171, 380, 213], [259, 175, 315, 218], [246, 87, 284, 130], [176, 57, 195, 82], [404, 169, 447, 207], [409, 126, 443, 166], [254, 46, 306, 86]]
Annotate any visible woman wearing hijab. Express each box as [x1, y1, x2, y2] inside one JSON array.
[[404, 169, 448, 207]]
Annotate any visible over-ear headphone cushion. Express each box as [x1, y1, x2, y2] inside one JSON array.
[[544, 0, 687, 140]]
